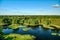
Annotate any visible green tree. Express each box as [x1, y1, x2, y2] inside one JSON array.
[[2, 17, 12, 26]]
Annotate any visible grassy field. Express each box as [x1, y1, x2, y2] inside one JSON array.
[[0, 15, 60, 30], [3, 34, 35, 40]]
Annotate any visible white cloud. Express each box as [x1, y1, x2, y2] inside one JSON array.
[[52, 4, 60, 8]]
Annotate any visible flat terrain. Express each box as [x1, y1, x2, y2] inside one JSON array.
[[0, 15, 60, 30]]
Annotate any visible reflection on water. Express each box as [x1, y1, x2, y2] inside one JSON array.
[[2, 26, 51, 36], [2, 26, 60, 40], [2, 28, 13, 34]]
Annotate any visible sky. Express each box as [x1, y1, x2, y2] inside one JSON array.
[[0, 0, 60, 15]]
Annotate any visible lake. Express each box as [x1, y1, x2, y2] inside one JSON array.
[[2, 26, 60, 40]]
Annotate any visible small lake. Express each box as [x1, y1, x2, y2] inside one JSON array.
[[2, 26, 60, 40]]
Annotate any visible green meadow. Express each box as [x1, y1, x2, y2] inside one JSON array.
[[0, 15, 60, 29]]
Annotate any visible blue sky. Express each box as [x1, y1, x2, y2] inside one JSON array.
[[0, 0, 60, 15]]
